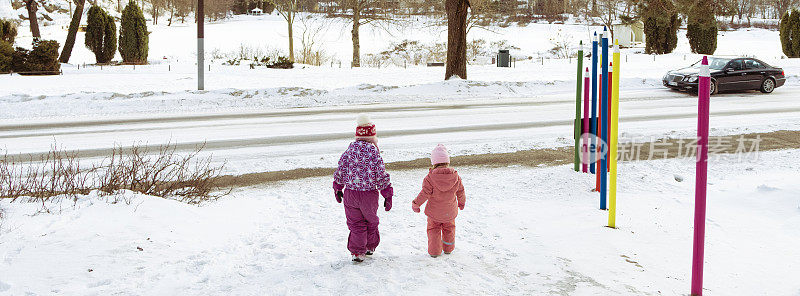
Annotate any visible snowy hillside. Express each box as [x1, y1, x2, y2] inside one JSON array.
[[1, 6, 799, 296]]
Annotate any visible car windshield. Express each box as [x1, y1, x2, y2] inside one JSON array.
[[691, 58, 731, 70]]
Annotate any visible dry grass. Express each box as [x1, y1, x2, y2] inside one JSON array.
[[0, 143, 227, 207]]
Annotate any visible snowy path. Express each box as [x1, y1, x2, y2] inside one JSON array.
[[2, 86, 800, 175], [2, 150, 799, 295]]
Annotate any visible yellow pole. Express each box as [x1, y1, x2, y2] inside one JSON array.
[[608, 40, 621, 228]]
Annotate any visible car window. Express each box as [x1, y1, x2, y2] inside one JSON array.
[[708, 58, 730, 70], [728, 60, 744, 70], [744, 59, 763, 69]]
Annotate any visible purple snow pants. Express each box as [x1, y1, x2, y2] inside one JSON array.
[[343, 189, 380, 255]]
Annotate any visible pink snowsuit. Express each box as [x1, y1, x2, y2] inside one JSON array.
[[333, 140, 393, 255], [412, 167, 466, 256]]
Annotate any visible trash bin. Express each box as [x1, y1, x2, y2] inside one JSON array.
[[497, 50, 510, 68]]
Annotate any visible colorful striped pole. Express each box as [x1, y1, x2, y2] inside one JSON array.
[[691, 56, 711, 296], [590, 32, 598, 175], [582, 67, 590, 173], [607, 61, 612, 172], [600, 27, 609, 210], [595, 69, 602, 191], [574, 41, 584, 172], [608, 41, 621, 228]]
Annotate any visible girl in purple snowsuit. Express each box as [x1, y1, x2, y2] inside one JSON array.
[[333, 114, 393, 262]]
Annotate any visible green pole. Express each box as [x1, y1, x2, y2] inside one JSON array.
[[574, 41, 584, 172]]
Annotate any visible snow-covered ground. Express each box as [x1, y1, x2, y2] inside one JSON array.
[[1, 149, 799, 295]]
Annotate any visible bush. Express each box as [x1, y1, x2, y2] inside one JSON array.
[[780, 9, 800, 58], [0, 41, 12, 73], [119, 1, 148, 64], [85, 6, 117, 64], [687, 0, 717, 54], [0, 19, 17, 44], [27, 40, 61, 72], [11, 46, 29, 72], [641, 0, 680, 54], [266, 56, 293, 69], [0, 143, 226, 205], [10, 40, 60, 73]]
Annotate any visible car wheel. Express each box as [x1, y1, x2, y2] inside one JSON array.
[[760, 78, 775, 93], [709, 79, 718, 95]]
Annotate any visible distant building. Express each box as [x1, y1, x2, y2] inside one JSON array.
[[250, 8, 263, 15], [613, 21, 645, 48]]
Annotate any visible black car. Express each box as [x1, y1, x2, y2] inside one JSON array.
[[663, 57, 786, 95]]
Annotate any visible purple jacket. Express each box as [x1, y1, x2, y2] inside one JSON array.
[[334, 140, 391, 192]]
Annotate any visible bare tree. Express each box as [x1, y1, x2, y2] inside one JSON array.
[[268, 0, 299, 62], [445, 0, 469, 80], [296, 14, 331, 65], [336, 0, 401, 67]]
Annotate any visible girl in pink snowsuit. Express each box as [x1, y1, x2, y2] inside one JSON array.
[[412, 144, 466, 257], [333, 114, 393, 262]]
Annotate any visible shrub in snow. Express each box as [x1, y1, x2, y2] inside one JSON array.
[[641, 0, 679, 54], [686, 0, 717, 55], [0, 143, 226, 205], [0, 41, 12, 73], [266, 56, 293, 69], [85, 6, 117, 64], [780, 9, 800, 58], [27, 40, 61, 72], [119, 1, 149, 64], [0, 19, 17, 44], [10, 40, 60, 73]]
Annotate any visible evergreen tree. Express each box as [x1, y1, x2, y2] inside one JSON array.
[[0, 40, 13, 73], [641, 0, 680, 54], [28, 40, 60, 72], [0, 19, 17, 44], [687, 0, 717, 54], [85, 6, 118, 64], [781, 9, 800, 58], [119, 1, 149, 64]]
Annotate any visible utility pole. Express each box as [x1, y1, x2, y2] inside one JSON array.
[[197, 0, 204, 90]]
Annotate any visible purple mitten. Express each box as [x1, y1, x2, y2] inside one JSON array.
[[380, 186, 393, 199]]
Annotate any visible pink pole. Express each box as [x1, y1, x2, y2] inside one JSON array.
[[691, 56, 711, 296], [582, 68, 590, 173]]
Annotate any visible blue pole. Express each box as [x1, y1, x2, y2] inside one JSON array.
[[590, 32, 598, 175], [600, 27, 609, 210]]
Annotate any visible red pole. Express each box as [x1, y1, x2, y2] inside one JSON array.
[[691, 56, 711, 296]]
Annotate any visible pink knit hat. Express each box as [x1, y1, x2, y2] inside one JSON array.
[[430, 144, 450, 165]]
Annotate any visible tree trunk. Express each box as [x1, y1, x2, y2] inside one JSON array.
[[59, 0, 85, 63], [351, 5, 361, 67], [445, 0, 469, 80], [287, 10, 294, 62], [26, 0, 41, 41]]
